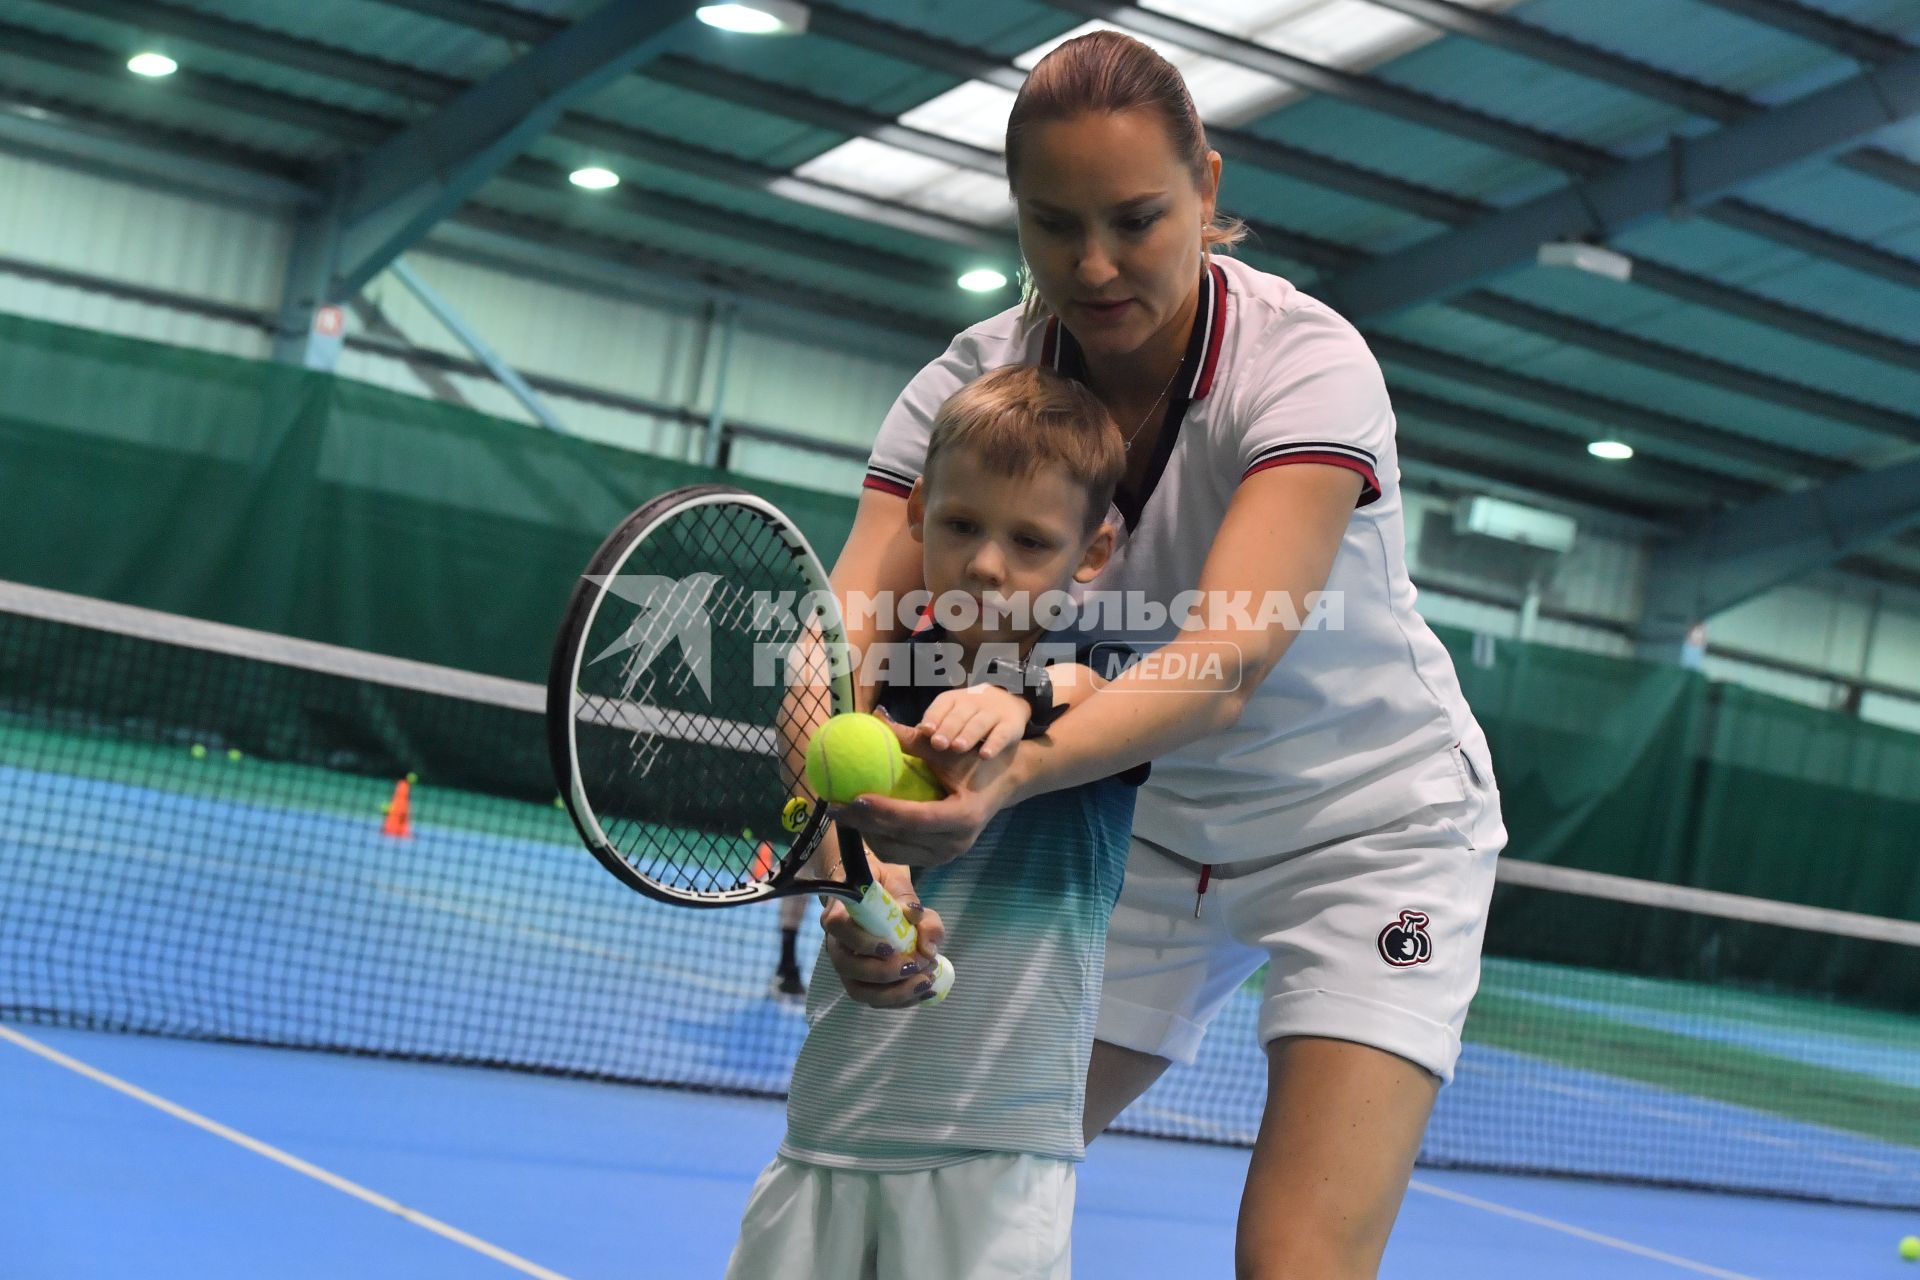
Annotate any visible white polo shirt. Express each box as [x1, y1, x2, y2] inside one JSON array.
[[867, 255, 1492, 864]]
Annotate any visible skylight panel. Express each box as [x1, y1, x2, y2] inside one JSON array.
[[899, 81, 1018, 152]]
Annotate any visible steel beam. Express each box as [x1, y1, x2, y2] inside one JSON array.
[[390, 258, 568, 431], [1323, 45, 1920, 320], [1641, 454, 1920, 641], [332, 1, 700, 297], [1045, 0, 1608, 173]]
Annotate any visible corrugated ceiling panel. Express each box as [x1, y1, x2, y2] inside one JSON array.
[[1514, 0, 1844, 96], [1809, 0, 1920, 29], [0, 150, 286, 307], [519, 133, 998, 282], [1615, 217, 1920, 346], [8, 0, 422, 124], [471, 182, 989, 331], [0, 53, 341, 159], [1381, 304, 1900, 466], [819, 0, 1079, 60], [1246, 93, 1554, 201], [584, 77, 835, 171], [1485, 270, 1920, 428], [1864, 600, 1920, 691], [1371, 31, 1689, 151], [1215, 162, 1442, 252], [1380, 363, 1782, 483], [677, 27, 965, 118], [163, 0, 518, 82], [1739, 162, 1920, 257]]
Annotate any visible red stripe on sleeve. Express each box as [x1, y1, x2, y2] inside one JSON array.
[[1242, 452, 1382, 506], [862, 474, 913, 498]]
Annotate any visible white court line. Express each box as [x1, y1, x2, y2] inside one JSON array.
[[0, 1023, 572, 1280], [1407, 1179, 1756, 1279]]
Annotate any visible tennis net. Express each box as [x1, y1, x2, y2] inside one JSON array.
[[2, 581, 1915, 1208]]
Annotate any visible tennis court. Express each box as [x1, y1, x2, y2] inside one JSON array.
[[4, 581, 1918, 1276]]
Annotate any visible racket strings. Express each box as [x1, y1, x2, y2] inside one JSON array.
[[570, 500, 831, 897]]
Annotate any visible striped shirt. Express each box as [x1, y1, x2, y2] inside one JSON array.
[[781, 631, 1137, 1171]]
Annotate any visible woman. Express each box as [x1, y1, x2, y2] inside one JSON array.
[[824, 31, 1504, 1278]]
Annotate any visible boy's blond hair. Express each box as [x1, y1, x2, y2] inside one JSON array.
[[924, 365, 1125, 532]]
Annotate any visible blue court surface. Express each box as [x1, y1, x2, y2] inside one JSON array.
[[6, 1023, 1914, 1279]]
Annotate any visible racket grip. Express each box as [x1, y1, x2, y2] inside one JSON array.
[[847, 880, 955, 1004]]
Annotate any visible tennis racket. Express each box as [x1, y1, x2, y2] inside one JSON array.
[[546, 484, 955, 1001]]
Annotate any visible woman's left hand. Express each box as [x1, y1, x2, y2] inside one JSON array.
[[829, 714, 1024, 868]]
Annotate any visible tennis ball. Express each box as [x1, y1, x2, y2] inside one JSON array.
[[190, 744, 207, 759], [781, 796, 812, 833], [804, 714, 948, 805], [805, 713, 899, 804], [227, 748, 243, 762], [1900, 1236, 1919, 1262], [896, 754, 944, 803]]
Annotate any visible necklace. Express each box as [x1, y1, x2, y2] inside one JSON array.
[[1120, 360, 1184, 454]]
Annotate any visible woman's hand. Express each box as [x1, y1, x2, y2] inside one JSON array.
[[819, 860, 947, 1008], [829, 713, 1025, 868]]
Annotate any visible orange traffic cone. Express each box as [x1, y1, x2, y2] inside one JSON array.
[[752, 841, 774, 880], [382, 778, 413, 838]]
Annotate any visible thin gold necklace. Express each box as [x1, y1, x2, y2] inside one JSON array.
[[1121, 360, 1184, 454]]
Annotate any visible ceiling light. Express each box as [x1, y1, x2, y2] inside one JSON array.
[[569, 166, 619, 190], [127, 52, 178, 78], [695, 2, 809, 35], [1538, 241, 1633, 283], [957, 268, 1007, 293], [1587, 440, 1634, 461]]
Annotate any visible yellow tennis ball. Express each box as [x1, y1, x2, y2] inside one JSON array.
[[190, 744, 207, 759], [781, 796, 812, 832], [1900, 1236, 1920, 1262], [896, 754, 945, 802], [805, 713, 901, 804]]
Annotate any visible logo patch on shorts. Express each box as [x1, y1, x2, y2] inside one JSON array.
[[1378, 910, 1432, 967]]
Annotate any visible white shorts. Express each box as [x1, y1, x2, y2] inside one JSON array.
[[1096, 767, 1504, 1082], [726, 1153, 1075, 1280]]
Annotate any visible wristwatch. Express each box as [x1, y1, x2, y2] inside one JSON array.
[[980, 656, 1061, 738]]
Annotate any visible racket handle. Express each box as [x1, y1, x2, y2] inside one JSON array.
[[847, 880, 955, 1004]]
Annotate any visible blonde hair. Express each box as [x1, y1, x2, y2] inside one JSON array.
[[925, 365, 1124, 532], [1006, 30, 1247, 283]]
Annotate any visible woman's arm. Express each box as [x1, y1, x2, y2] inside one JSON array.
[[841, 463, 1362, 864], [831, 488, 924, 712]]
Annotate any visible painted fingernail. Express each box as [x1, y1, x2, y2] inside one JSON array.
[[900, 962, 921, 977], [915, 980, 935, 997], [873, 944, 894, 959]]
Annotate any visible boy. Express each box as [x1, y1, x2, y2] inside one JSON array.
[[726, 365, 1143, 1280]]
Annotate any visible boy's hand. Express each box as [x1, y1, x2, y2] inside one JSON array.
[[916, 684, 1029, 760], [819, 860, 947, 1008]]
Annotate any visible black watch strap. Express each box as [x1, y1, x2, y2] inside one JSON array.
[[982, 657, 1060, 738]]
